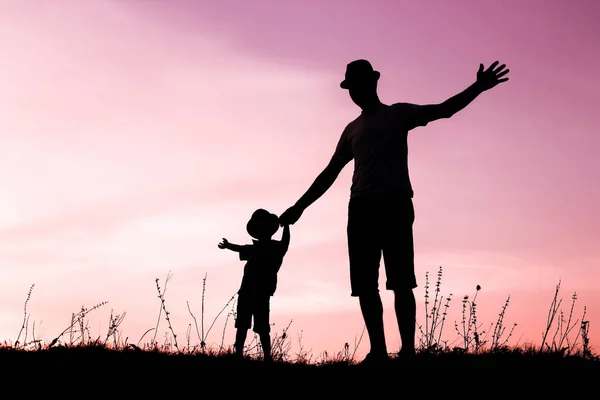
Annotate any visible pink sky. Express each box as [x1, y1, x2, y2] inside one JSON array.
[[1, 0, 599, 358]]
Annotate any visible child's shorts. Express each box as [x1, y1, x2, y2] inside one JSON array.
[[235, 293, 271, 333]]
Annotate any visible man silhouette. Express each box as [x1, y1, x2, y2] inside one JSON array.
[[279, 59, 510, 365]]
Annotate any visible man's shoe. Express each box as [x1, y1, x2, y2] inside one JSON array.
[[358, 352, 390, 367], [396, 349, 416, 364]]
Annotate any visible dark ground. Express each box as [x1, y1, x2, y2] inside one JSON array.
[[2, 345, 598, 369]]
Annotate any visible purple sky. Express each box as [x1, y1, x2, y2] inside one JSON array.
[[1, 0, 598, 357]]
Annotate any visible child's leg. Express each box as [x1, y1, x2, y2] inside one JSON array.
[[234, 328, 248, 358], [258, 331, 271, 361], [254, 295, 272, 361], [234, 294, 252, 358]]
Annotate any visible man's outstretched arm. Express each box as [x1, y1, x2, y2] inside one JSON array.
[[407, 61, 510, 128], [432, 81, 486, 119], [296, 157, 347, 210], [279, 157, 349, 225]]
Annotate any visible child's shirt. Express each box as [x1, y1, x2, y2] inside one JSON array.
[[238, 239, 288, 296]]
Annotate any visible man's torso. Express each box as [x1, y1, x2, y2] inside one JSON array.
[[343, 103, 416, 198]]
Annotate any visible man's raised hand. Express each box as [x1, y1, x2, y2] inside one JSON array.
[[218, 238, 229, 249], [476, 61, 510, 91]]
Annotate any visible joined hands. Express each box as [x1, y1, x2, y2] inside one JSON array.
[[279, 205, 303, 226]]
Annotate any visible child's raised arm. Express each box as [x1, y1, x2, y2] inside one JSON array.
[[280, 224, 290, 254], [218, 238, 245, 252]]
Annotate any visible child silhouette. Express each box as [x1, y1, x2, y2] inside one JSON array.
[[218, 208, 290, 362]]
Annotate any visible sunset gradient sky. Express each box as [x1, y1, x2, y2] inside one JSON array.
[[1, 0, 599, 357]]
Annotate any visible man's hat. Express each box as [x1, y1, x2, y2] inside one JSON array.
[[246, 208, 280, 240], [340, 59, 380, 89]]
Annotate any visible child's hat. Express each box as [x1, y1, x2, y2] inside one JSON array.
[[246, 208, 280, 239]]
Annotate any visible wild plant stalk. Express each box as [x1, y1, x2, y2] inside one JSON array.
[[570, 306, 588, 354], [105, 309, 126, 349], [538, 280, 592, 355], [200, 293, 237, 350], [490, 295, 517, 350], [136, 328, 155, 347], [48, 301, 108, 348], [418, 266, 453, 352], [552, 310, 564, 350], [186, 274, 237, 353], [245, 332, 259, 355], [151, 271, 173, 347], [185, 323, 192, 353], [78, 306, 86, 345], [32, 320, 42, 350], [351, 325, 366, 360], [23, 314, 30, 347], [424, 270, 430, 342], [550, 292, 588, 355], [456, 296, 470, 351], [294, 330, 313, 364], [454, 285, 483, 352], [471, 287, 481, 352], [580, 319, 591, 359], [220, 296, 238, 353], [187, 301, 202, 351], [541, 280, 562, 351], [319, 340, 355, 365], [430, 267, 444, 346], [154, 271, 180, 352], [270, 320, 293, 361], [162, 331, 172, 352], [69, 313, 75, 345], [342, 342, 350, 362], [436, 296, 452, 348], [555, 292, 581, 352], [201, 273, 206, 349], [15, 284, 35, 348], [241, 320, 293, 361], [70, 307, 95, 346]]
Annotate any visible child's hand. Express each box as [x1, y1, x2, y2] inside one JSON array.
[[218, 238, 229, 249]]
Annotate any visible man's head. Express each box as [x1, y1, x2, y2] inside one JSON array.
[[340, 59, 380, 108], [246, 208, 280, 240]]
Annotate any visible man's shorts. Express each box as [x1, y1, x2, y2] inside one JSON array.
[[347, 193, 417, 296], [235, 293, 271, 333]]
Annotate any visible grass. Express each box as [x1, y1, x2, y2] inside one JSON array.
[[1, 266, 598, 370]]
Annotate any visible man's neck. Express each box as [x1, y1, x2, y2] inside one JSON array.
[[360, 98, 384, 115]]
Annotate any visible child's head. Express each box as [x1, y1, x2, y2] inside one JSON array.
[[246, 208, 280, 240]]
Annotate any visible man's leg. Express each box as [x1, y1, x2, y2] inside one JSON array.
[[383, 196, 417, 356], [358, 292, 388, 356], [394, 288, 416, 355], [347, 195, 387, 359]]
